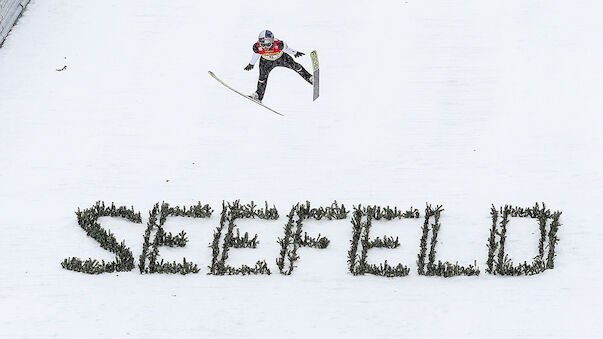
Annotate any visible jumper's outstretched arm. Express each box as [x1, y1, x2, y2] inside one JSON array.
[[248, 53, 260, 65]]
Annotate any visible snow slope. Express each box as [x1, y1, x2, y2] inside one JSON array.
[[0, 0, 602, 337]]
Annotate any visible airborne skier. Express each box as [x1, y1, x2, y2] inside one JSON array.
[[244, 30, 313, 102]]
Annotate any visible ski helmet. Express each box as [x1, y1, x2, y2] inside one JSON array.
[[258, 30, 274, 49]]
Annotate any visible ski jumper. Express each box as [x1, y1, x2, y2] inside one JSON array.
[[248, 40, 313, 101]]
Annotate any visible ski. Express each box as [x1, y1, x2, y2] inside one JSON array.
[[208, 71, 283, 116], [310, 50, 319, 101]]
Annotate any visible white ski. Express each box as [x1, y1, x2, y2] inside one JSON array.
[[208, 71, 283, 116], [310, 50, 319, 101]]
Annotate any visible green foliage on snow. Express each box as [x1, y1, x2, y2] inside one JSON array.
[[276, 201, 349, 275], [486, 203, 561, 276], [138, 202, 213, 275], [61, 201, 141, 274], [208, 200, 277, 275], [416, 204, 480, 277], [62, 200, 562, 277], [347, 205, 419, 277]]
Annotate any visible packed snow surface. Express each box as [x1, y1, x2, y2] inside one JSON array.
[[1, 0, 602, 337]]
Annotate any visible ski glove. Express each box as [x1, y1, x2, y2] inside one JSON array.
[[244, 64, 254, 71], [294, 52, 305, 58]]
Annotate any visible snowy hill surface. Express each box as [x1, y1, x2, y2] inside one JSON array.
[[1, 0, 602, 338]]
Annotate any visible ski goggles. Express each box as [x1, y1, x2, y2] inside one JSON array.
[[259, 39, 273, 49]]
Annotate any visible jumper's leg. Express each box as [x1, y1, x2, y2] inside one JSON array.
[[281, 53, 313, 84]]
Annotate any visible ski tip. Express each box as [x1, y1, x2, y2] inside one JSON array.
[[208, 70, 214, 75]]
